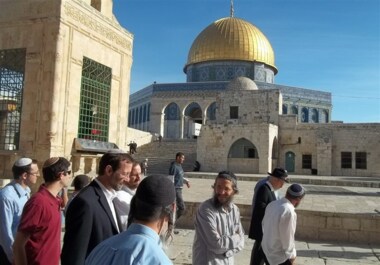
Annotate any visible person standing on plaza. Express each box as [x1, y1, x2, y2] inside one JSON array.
[[0, 158, 39, 265], [13, 157, 72, 265], [262, 184, 306, 265], [192, 171, 244, 264], [249, 167, 289, 265], [85, 175, 176, 265], [169, 152, 190, 222], [113, 161, 143, 231], [61, 151, 134, 265], [141, 158, 148, 176]]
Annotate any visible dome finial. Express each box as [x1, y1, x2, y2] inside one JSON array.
[[230, 0, 234, 17]]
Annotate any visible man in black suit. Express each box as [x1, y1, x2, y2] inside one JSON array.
[[61, 151, 134, 265], [248, 167, 289, 265]]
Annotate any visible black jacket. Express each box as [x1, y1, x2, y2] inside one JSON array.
[[248, 183, 276, 240], [61, 180, 119, 265]]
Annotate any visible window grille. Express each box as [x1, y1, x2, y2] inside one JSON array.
[[0, 48, 26, 151], [341, 152, 352, 168], [355, 152, 367, 169], [78, 57, 111, 142], [302, 154, 312, 169]]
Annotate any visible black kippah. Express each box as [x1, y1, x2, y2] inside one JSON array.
[[287, 183, 305, 197], [135, 175, 176, 207]]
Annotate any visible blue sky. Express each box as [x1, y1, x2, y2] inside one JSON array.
[[113, 0, 380, 123]]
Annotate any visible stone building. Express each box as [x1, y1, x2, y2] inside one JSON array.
[[0, 0, 133, 177], [129, 16, 380, 177]]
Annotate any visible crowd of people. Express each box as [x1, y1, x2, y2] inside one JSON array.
[[0, 150, 305, 265]]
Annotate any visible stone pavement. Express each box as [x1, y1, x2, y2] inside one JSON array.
[[167, 229, 380, 265]]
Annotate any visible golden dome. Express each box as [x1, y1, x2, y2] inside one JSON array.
[[186, 17, 277, 73]]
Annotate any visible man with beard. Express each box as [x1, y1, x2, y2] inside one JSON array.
[[262, 184, 306, 265], [114, 161, 142, 231], [192, 171, 244, 264], [61, 151, 134, 265], [85, 175, 176, 265]]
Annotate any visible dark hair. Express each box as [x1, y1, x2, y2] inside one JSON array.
[[214, 170, 239, 193], [175, 152, 184, 159], [12, 159, 38, 180], [73, 175, 90, 190], [42, 157, 70, 183], [98, 152, 134, 175], [127, 196, 174, 227]]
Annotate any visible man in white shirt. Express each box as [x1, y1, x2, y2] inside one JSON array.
[[262, 184, 306, 265], [114, 162, 142, 231]]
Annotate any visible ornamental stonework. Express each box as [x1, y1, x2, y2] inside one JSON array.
[[63, 2, 132, 51]]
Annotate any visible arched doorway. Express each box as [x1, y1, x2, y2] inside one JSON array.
[[184, 102, 202, 139]]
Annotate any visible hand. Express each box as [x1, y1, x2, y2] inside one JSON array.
[[290, 258, 296, 264], [186, 181, 190, 188]]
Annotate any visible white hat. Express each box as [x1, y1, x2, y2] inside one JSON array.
[[14, 158, 32, 167]]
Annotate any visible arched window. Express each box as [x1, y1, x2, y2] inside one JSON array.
[[282, 104, 288, 114], [291, 106, 298, 115], [228, 138, 258, 158], [311, 109, 319, 123], [139, 106, 143, 124], [301, 107, 309, 123], [143, 105, 147, 123], [207, 102, 217, 120], [147, 103, 151, 121], [322, 110, 329, 123], [164, 103, 180, 120]]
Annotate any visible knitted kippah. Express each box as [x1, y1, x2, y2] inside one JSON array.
[[43, 157, 60, 168], [287, 183, 305, 197], [14, 158, 32, 167], [135, 175, 175, 207]]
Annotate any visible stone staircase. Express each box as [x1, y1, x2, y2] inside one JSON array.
[[131, 139, 197, 175]]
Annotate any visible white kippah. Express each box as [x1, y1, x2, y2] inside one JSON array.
[[14, 158, 32, 167]]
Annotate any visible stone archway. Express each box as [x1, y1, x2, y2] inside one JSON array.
[[227, 138, 259, 173]]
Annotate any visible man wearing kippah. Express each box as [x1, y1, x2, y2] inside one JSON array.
[[249, 167, 289, 265], [192, 171, 244, 264], [85, 175, 176, 265], [262, 184, 306, 265], [13, 157, 72, 265], [0, 158, 39, 265]]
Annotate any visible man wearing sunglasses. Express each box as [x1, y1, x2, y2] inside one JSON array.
[[0, 158, 39, 265], [13, 157, 71, 265]]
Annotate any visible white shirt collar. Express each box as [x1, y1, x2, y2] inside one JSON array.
[[266, 180, 275, 191], [94, 178, 118, 201]]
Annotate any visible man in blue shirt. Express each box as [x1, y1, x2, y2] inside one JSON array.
[[169, 152, 190, 221], [85, 175, 176, 265], [0, 158, 39, 265]]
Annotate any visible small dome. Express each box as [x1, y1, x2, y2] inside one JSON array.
[[186, 17, 277, 73], [226, 77, 258, 90]]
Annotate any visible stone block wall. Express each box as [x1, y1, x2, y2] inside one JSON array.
[[177, 202, 380, 244]]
